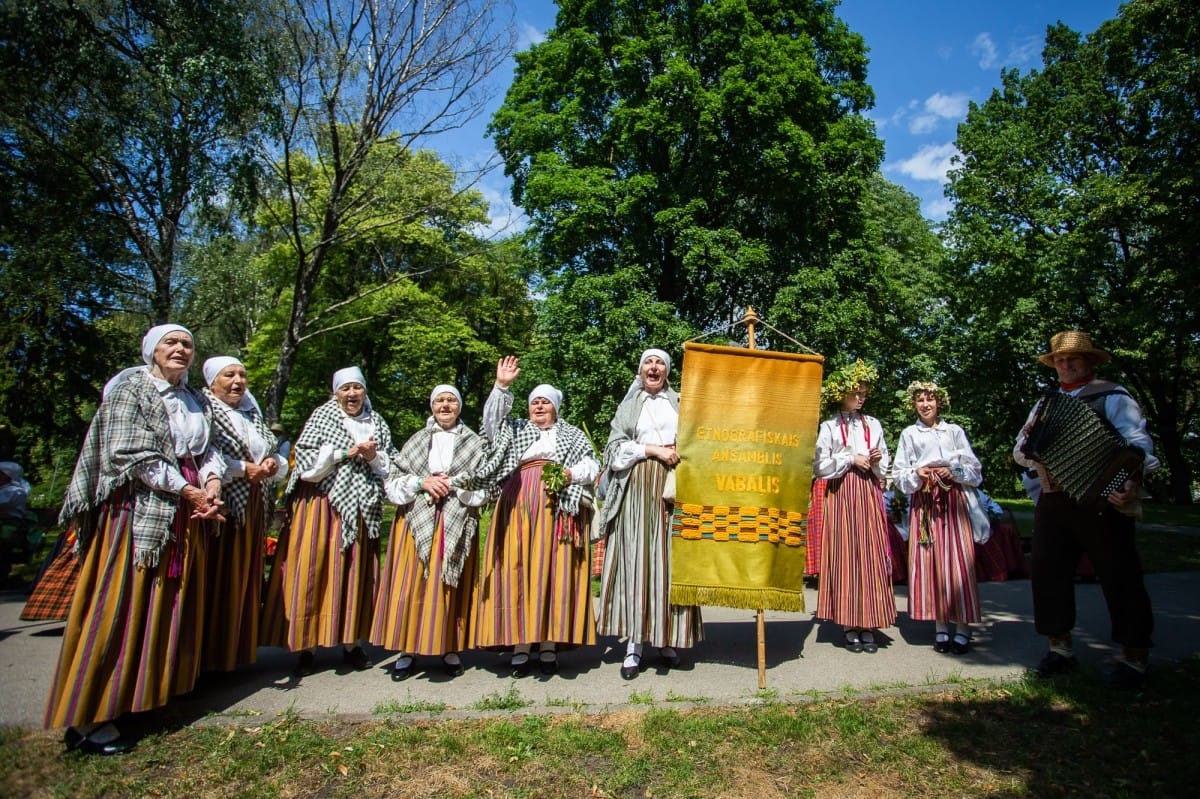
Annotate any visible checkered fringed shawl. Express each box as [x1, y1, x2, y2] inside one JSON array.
[[204, 389, 279, 526], [596, 388, 679, 537], [284, 399, 396, 546], [59, 369, 211, 567], [460, 409, 595, 516], [393, 419, 491, 587]]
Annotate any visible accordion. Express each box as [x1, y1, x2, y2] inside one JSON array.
[[1020, 392, 1145, 509]]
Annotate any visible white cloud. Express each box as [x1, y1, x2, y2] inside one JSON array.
[[517, 21, 546, 49], [895, 142, 959, 183], [474, 179, 527, 239], [922, 195, 953, 220], [906, 92, 970, 135], [971, 33, 998, 69], [1006, 35, 1042, 66]]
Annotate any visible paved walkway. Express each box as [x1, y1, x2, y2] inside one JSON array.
[[1, 570, 1196, 730]]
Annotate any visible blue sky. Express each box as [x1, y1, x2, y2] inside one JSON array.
[[430, 1, 1125, 232]]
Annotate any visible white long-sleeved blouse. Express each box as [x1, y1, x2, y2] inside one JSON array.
[[813, 412, 889, 480], [891, 419, 983, 496]]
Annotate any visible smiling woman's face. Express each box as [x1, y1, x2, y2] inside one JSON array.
[[431, 392, 461, 430], [149, 331, 195, 384], [528, 396, 557, 429], [336, 382, 366, 416], [640, 355, 668, 395]]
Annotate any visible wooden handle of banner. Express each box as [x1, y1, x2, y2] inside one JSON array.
[[757, 609, 767, 688]]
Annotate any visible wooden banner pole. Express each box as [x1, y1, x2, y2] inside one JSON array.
[[743, 307, 768, 690]]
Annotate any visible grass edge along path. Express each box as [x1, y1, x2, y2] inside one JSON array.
[[2, 657, 1197, 799]]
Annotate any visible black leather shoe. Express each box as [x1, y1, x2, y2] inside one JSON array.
[[539, 656, 558, 675], [78, 736, 135, 756], [1033, 651, 1077, 678], [1105, 661, 1147, 691], [620, 656, 640, 680], [950, 634, 970, 655], [63, 727, 86, 751], [391, 662, 414, 682], [660, 650, 682, 669], [933, 634, 951, 653], [343, 646, 372, 671], [511, 656, 530, 678], [295, 650, 316, 676], [443, 658, 465, 678]]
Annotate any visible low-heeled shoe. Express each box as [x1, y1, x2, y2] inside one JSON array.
[[77, 736, 135, 756], [295, 650, 316, 676], [443, 658, 465, 678], [391, 663, 414, 682], [511, 657, 530, 678], [539, 656, 558, 675], [343, 645, 372, 671], [1033, 651, 1077, 678], [660, 651, 682, 669]]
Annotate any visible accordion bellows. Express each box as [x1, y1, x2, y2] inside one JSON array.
[[1020, 392, 1145, 509]]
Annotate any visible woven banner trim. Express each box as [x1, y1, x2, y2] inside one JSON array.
[[672, 504, 807, 547], [669, 584, 805, 613]]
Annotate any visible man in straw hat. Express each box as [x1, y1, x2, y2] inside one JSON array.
[[1013, 330, 1159, 689]]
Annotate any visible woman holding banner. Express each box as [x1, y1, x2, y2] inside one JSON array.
[[812, 360, 895, 653], [596, 349, 703, 680]]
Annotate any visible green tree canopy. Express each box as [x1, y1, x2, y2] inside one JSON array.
[[942, 0, 1200, 501]]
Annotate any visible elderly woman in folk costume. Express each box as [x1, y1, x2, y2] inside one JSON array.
[[371, 384, 492, 680], [200, 356, 287, 672], [891, 381, 985, 655], [595, 348, 702, 680], [261, 366, 397, 676], [46, 324, 225, 755], [454, 356, 598, 676], [812, 359, 895, 654]]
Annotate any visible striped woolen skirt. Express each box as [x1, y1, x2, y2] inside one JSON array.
[[260, 484, 379, 651], [814, 469, 896, 629], [596, 458, 702, 648], [472, 461, 596, 648], [44, 486, 209, 728], [199, 483, 266, 672], [906, 486, 981, 623], [370, 510, 478, 656]]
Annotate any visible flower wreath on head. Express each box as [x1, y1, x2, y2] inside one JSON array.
[[820, 359, 880, 412], [904, 380, 950, 410]]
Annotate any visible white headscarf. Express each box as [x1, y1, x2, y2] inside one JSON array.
[[332, 366, 367, 393], [528, 384, 563, 414], [103, 323, 194, 399], [203, 355, 262, 415], [429, 383, 462, 408], [622, 347, 673, 402]]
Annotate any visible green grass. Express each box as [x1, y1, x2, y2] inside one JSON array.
[[372, 697, 449, 715], [3, 658, 1199, 797], [470, 684, 532, 712]]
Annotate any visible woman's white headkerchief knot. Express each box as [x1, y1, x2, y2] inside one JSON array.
[[332, 366, 367, 393], [529, 384, 562, 413], [429, 384, 462, 408]]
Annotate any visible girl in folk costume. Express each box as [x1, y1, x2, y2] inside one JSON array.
[[596, 348, 702, 680], [891, 381, 984, 654], [200, 356, 288, 672], [371, 384, 491, 680], [812, 360, 895, 653], [47, 325, 226, 755], [261, 366, 397, 676], [454, 356, 599, 676]]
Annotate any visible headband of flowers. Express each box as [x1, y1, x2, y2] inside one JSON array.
[[820, 359, 879, 411], [905, 380, 950, 409]]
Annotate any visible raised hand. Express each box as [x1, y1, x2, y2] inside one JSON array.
[[495, 355, 520, 389]]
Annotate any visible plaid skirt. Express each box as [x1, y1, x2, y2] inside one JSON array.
[[20, 529, 80, 623]]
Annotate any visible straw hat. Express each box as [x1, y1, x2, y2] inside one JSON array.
[[1038, 330, 1111, 367]]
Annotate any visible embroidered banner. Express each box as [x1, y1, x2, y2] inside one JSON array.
[[670, 342, 824, 611]]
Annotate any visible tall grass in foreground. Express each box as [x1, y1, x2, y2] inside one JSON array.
[[2, 657, 1196, 798]]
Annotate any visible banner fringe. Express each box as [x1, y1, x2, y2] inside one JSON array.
[[670, 584, 805, 612]]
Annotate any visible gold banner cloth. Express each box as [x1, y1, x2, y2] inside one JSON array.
[[670, 342, 823, 611]]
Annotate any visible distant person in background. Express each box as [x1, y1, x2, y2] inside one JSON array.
[[201, 356, 287, 673], [1014, 331, 1159, 690], [261, 367, 396, 677], [372, 384, 490, 680], [595, 349, 701, 680], [891, 381, 985, 655], [46, 324, 225, 755], [455, 356, 598, 676], [812, 360, 894, 654], [0, 461, 32, 584]]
